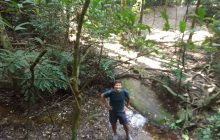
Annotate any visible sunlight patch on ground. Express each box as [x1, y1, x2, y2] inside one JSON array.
[[145, 29, 180, 42], [102, 5, 213, 70], [145, 28, 212, 43], [104, 43, 163, 69], [143, 6, 213, 43], [138, 56, 162, 69], [104, 26, 211, 70]]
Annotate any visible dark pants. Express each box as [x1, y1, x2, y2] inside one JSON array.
[[109, 110, 128, 125]]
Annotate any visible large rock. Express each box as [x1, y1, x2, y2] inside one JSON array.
[[121, 78, 172, 124]]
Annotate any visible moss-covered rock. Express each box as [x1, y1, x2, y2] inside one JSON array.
[[121, 78, 172, 125]]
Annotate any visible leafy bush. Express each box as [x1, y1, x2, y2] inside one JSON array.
[[99, 58, 116, 80], [197, 113, 220, 140], [0, 49, 71, 101], [30, 1, 66, 42]]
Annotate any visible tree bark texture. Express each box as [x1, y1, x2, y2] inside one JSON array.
[[71, 0, 90, 140], [187, 0, 201, 43], [139, 1, 144, 23], [121, 0, 127, 10], [182, 0, 201, 69]]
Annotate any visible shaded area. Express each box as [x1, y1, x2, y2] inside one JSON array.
[[0, 88, 182, 140]]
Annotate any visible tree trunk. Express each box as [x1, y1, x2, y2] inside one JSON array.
[[177, 0, 190, 91], [121, 0, 127, 10], [212, 49, 220, 86], [187, 0, 201, 43], [98, 39, 104, 67], [71, 96, 82, 140], [138, 0, 144, 24], [138, 0, 144, 36], [70, 0, 90, 140], [182, 0, 201, 70], [65, 5, 71, 46], [0, 13, 12, 50]]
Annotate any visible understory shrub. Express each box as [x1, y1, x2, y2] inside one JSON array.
[[197, 112, 220, 140], [0, 48, 71, 101]]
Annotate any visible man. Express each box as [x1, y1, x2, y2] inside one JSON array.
[[101, 80, 132, 140]]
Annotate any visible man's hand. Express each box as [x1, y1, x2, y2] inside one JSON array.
[[124, 106, 128, 112], [101, 93, 112, 110], [106, 104, 112, 110]]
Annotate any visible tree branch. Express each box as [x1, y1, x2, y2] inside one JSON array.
[[30, 49, 47, 86], [72, 0, 90, 97]]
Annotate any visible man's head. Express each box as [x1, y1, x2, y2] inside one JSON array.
[[114, 80, 122, 92]]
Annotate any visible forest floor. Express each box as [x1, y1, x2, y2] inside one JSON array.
[[0, 87, 181, 140], [0, 89, 111, 140]]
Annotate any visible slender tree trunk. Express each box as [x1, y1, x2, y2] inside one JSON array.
[[180, 0, 201, 81], [71, 97, 81, 140], [121, 0, 127, 10], [138, 0, 144, 24], [164, 0, 168, 6], [187, 0, 201, 43], [65, 5, 71, 46], [183, 1, 190, 21], [179, 0, 190, 68], [71, 0, 90, 140], [98, 39, 104, 67], [177, 0, 201, 91], [177, 0, 190, 91], [0, 13, 12, 50], [138, 0, 144, 36]]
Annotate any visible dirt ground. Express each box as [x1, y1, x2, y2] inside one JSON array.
[[0, 89, 112, 140]]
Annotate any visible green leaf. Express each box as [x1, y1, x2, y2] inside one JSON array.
[[197, 7, 206, 19], [34, 37, 44, 45], [176, 119, 183, 124], [22, 0, 36, 5], [179, 20, 186, 33], [45, 0, 52, 4], [0, 17, 12, 29], [188, 42, 196, 50], [163, 22, 170, 31], [91, 0, 101, 9], [182, 134, 189, 140], [135, 24, 151, 33], [160, 10, 170, 31], [15, 22, 31, 31], [17, 3, 23, 8], [160, 10, 168, 21], [177, 109, 186, 121]]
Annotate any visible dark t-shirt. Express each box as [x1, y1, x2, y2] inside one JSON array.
[[103, 89, 129, 112]]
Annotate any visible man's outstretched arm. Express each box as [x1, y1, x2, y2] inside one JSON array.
[[124, 90, 130, 107], [101, 93, 112, 110], [125, 97, 130, 108]]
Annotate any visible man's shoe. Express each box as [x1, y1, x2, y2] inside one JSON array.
[[112, 134, 118, 140], [126, 134, 133, 140]]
